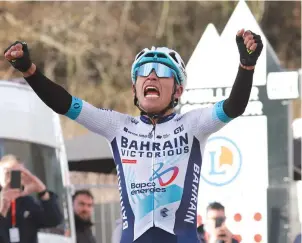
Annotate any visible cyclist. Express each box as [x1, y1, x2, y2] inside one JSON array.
[[4, 28, 263, 243]]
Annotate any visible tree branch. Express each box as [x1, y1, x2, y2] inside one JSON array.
[[156, 1, 170, 39], [4, 12, 75, 56], [119, 1, 132, 41]]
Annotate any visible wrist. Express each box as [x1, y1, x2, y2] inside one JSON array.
[[40, 192, 50, 201], [240, 63, 255, 70], [37, 185, 47, 193], [22, 63, 36, 77], [37, 188, 50, 201]]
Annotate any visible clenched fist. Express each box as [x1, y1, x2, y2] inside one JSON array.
[[236, 29, 263, 68], [4, 41, 32, 73]]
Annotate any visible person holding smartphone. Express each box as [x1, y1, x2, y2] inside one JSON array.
[[196, 224, 206, 243], [0, 154, 63, 243], [203, 202, 238, 243]]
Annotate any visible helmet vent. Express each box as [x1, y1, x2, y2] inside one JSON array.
[[169, 52, 178, 63], [157, 53, 166, 58], [181, 61, 185, 69], [145, 53, 155, 57], [136, 51, 145, 60]]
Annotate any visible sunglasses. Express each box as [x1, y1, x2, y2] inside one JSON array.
[[136, 63, 176, 79]]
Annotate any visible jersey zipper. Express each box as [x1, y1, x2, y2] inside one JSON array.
[[148, 119, 156, 227]]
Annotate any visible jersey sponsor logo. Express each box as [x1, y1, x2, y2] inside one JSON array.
[[122, 159, 136, 164], [73, 97, 81, 110], [150, 162, 179, 187], [130, 182, 166, 195], [130, 163, 179, 195], [163, 134, 170, 139], [123, 127, 148, 138], [99, 108, 113, 111], [130, 118, 139, 124], [160, 208, 169, 217], [73, 103, 80, 109], [174, 124, 184, 134], [120, 133, 189, 158], [184, 163, 200, 224], [175, 115, 184, 122], [116, 165, 128, 230], [156, 134, 170, 139]]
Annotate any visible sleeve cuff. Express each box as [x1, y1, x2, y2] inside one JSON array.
[[213, 100, 232, 123], [65, 96, 83, 120], [39, 191, 57, 202]]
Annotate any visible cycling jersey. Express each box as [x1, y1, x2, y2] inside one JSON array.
[[65, 97, 232, 243], [23, 66, 254, 242]]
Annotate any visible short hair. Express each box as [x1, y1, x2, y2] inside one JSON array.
[[206, 202, 225, 212], [0, 154, 21, 165], [72, 189, 94, 201]]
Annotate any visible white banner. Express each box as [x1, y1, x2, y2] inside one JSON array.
[[198, 116, 268, 243]]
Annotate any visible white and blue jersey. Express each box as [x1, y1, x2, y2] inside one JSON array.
[[65, 97, 232, 243]]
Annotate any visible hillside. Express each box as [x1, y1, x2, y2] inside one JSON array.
[[0, 1, 300, 138]]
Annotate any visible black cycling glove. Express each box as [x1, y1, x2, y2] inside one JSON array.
[[236, 31, 263, 66], [4, 41, 32, 72]]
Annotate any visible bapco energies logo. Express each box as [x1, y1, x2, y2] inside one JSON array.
[[149, 162, 179, 186]]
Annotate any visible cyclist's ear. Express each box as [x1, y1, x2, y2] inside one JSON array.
[[174, 85, 183, 99], [132, 84, 136, 96]]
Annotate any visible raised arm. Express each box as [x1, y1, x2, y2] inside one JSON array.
[[4, 41, 78, 115], [4, 41, 125, 140], [192, 29, 263, 136], [24, 63, 72, 115], [223, 29, 263, 118]]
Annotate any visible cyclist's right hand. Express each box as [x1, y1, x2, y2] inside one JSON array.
[[4, 41, 32, 73]]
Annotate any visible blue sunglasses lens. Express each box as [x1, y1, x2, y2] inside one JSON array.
[[136, 63, 174, 78]]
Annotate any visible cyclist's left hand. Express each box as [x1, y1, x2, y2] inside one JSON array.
[[236, 29, 263, 68]]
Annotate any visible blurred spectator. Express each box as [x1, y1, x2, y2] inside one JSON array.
[[0, 154, 63, 243], [204, 202, 238, 243], [72, 189, 96, 243]]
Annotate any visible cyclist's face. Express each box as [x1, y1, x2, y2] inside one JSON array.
[[134, 71, 183, 113]]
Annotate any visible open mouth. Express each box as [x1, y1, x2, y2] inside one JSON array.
[[144, 85, 160, 98]]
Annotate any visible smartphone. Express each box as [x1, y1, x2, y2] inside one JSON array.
[[215, 216, 225, 228], [10, 170, 21, 189], [215, 216, 226, 241], [197, 224, 204, 234]]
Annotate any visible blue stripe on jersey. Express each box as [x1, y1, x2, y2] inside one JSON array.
[[111, 138, 135, 243], [174, 137, 201, 242], [213, 100, 232, 123], [65, 96, 83, 120]]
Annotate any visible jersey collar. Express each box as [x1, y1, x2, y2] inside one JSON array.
[[140, 113, 176, 124]]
